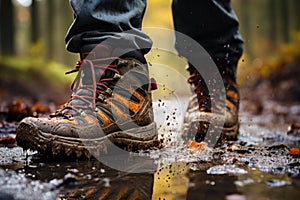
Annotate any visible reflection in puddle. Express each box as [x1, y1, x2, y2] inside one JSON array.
[[1, 143, 299, 200], [152, 162, 189, 200]]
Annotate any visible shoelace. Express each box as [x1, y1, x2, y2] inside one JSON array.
[[94, 58, 123, 103], [51, 57, 121, 119], [187, 68, 212, 112]]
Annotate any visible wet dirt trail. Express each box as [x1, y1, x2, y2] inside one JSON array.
[[1, 97, 300, 200]]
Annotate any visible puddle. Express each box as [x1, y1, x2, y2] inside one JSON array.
[[0, 99, 300, 199], [0, 168, 59, 200]]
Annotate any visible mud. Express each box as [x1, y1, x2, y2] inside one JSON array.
[[0, 97, 300, 200]]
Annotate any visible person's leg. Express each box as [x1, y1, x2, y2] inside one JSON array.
[[172, 0, 243, 68], [65, 0, 152, 54], [172, 0, 244, 143], [16, 0, 160, 158]]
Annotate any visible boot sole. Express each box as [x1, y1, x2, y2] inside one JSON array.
[[16, 122, 160, 159]]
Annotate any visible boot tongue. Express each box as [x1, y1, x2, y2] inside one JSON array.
[[80, 44, 114, 59], [71, 44, 145, 110], [74, 44, 115, 90], [81, 44, 145, 62], [68, 44, 116, 112]]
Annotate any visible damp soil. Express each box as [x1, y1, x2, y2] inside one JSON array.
[[1, 98, 300, 200], [1, 64, 300, 200]]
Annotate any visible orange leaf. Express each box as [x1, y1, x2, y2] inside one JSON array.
[[31, 103, 47, 114], [0, 134, 16, 144], [289, 148, 300, 156], [12, 98, 23, 113], [189, 140, 208, 151]]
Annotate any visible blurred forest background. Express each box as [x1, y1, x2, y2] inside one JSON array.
[[1, 0, 300, 102]]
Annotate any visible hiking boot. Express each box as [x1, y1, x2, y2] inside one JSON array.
[[16, 44, 159, 158], [182, 64, 239, 145]]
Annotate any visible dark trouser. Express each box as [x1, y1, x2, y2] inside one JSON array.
[[65, 0, 243, 72]]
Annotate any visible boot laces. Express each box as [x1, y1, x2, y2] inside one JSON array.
[[51, 57, 121, 119], [187, 67, 211, 112]]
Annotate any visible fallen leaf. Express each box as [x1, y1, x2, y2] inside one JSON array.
[[189, 140, 208, 151], [11, 98, 24, 113], [31, 103, 47, 114], [288, 147, 300, 157], [0, 134, 16, 144]]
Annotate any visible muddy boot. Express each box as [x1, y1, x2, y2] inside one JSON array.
[[16, 44, 159, 158], [182, 64, 239, 145]]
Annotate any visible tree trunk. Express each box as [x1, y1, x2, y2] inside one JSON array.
[[0, 0, 15, 55], [45, 0, 54, 59], [30, 0, 39, 43], [237, 0, 253, 58], [278, 0, 289, 42], [54, 0, 72, 63], [288, 0, 300, 32]]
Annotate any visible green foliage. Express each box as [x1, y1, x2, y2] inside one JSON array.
[[0, 56, 75, 90], [29, 40, 44, 57]]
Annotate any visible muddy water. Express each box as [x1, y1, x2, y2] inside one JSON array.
[[1, 99, 300, 200]]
